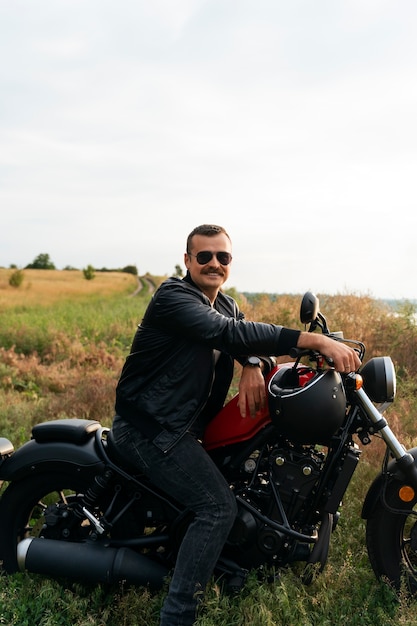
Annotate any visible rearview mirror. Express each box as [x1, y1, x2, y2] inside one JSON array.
[[300, 292, 319, 325]]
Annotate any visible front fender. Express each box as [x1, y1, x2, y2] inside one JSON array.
[[362, 447, 417, 519], [0, 437, 105, 483]]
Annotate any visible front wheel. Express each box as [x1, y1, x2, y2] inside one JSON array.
[[366, 497, 417, 594], [0, 471, 93, 573]]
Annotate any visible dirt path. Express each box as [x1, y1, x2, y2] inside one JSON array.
[[130, 275, 156, 297]]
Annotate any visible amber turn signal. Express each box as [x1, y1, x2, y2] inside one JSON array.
[[399, 485, 415, 503], [354, 374, 363, 390]]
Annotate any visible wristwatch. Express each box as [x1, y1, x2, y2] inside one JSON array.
[[243, 356, 262, 368]]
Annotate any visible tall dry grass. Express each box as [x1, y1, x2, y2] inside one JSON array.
[[0, 268, 139, 308], [1, 275, 417, 452], [0, 270, 151, 444]]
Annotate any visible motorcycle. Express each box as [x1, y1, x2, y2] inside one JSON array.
[[1, 291, 417, 595]]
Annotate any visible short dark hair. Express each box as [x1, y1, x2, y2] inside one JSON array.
[[186, 224, 231, 253]]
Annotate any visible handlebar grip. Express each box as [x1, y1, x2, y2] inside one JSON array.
[[289, 347, 334, 367], [289, 347, 310, 359]]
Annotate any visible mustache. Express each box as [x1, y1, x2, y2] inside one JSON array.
[[201, 268, 225, 276]]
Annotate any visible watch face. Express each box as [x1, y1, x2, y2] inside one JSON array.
[[247, 356, 261, 367]]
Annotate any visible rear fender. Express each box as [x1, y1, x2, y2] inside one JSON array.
[[0, 436, 105, 482], [362, 447, 417, 519]]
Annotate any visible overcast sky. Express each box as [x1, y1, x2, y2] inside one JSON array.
[[1, 1, 417, 299]]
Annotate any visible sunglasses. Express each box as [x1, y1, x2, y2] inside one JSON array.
[[188, 251, 233, 266]]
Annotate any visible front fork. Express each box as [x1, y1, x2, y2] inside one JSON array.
[[355, 389, 417, 518], [355, 385, 417, 489]]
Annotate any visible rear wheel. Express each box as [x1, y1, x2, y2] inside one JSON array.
[[0, 472, 92, 573], [366, 498, 417, 594]]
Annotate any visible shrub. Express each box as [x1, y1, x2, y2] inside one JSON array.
[[83, 265, 96, 280], [9, 269, 24, 288]]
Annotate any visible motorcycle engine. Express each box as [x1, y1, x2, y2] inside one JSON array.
[[270, 446, 324, 519], [225, 446, 325, 569]]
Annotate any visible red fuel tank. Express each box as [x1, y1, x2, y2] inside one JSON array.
[[203, 393, 271, 451], [203, 363, 314, 451]]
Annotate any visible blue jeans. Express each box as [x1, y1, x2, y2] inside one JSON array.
[[112, 416, 238, 626]]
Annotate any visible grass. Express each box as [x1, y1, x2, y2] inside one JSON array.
[[0, 515, 411, 626], [1, 271, 417, 624]]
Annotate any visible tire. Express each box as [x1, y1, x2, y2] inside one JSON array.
[[366, 497, 417, 595], [0, 471, 90, 573]]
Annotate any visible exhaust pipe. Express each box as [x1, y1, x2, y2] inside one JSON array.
[[17, 538, 168, 589]]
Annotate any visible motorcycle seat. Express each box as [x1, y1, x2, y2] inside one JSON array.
[[32, 419, 101, 444]]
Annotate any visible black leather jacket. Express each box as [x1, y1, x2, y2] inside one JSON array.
[[115, 274, 300, 452]]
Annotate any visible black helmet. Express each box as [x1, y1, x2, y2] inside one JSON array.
[[268, 365, 346, 445]]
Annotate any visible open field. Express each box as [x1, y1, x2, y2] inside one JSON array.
[[0, 269, 140, 308], [1, 272, 417, 624]]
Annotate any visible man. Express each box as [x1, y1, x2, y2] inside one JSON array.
[[112, 224, 360, 625]]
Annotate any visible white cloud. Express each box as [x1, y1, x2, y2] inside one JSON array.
[[1, 1, 417, 299]]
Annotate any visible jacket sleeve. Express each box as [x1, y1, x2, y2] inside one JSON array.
[[149, 280, 300, 358]]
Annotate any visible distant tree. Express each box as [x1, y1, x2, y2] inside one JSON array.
[[174, 264, 183, 278], [122, 265, 138, 276], [25, 253, 55, 270], [83, 265, 96, 280], [9, 269, 24, 288]]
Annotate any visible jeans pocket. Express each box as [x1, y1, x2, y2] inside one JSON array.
[[112, 416, 150, 471]]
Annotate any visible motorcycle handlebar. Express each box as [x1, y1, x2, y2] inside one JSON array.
[[289, 332, 360, 366], [289, 347, 310, 359], [289, 346, 335, 367]]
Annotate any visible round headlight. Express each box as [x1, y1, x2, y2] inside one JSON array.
[[360, 356, 396, 404]]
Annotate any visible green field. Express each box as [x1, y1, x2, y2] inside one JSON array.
[[1, 270, 417, 625]]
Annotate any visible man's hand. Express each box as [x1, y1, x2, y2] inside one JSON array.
[[297, 332, 361, 373], [237, 365, 266, 418]]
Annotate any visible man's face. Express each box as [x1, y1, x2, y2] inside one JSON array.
[[184, 233, 232, 298]]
